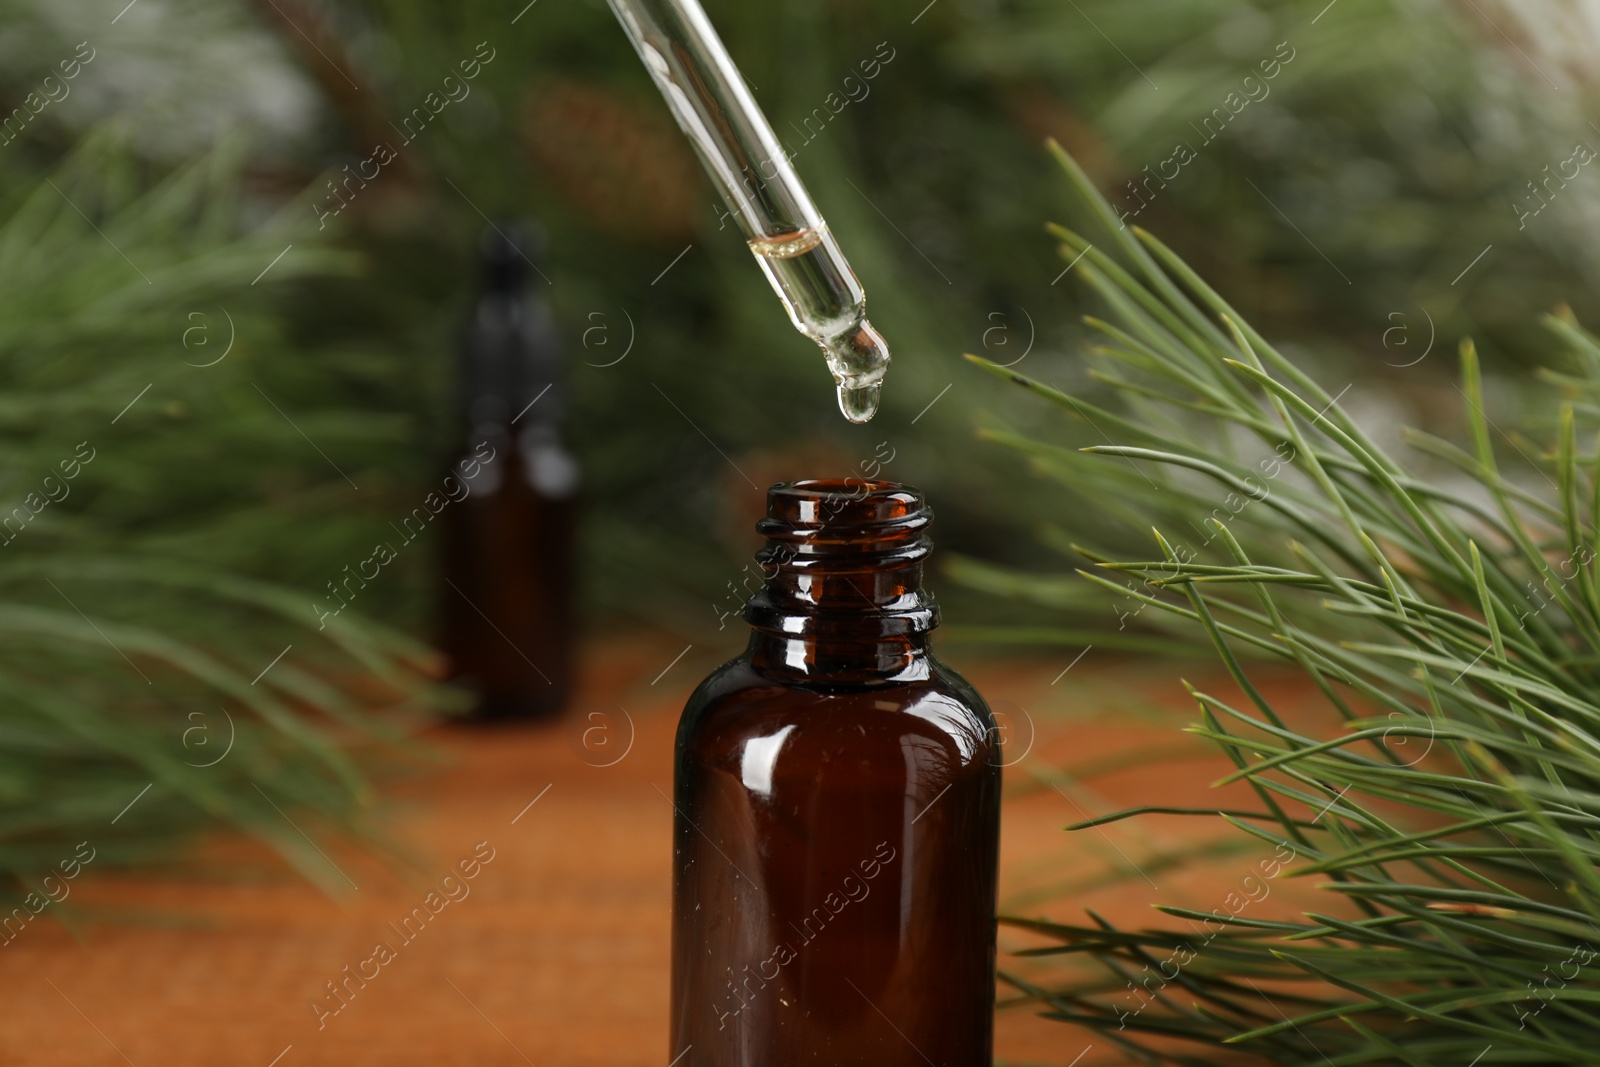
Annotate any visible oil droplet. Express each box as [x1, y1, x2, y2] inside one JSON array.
[[824, 320, 889, 423], [837, 381, 881, 424]]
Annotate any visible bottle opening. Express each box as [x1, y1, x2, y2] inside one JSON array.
[[756, 480, 931, 563]]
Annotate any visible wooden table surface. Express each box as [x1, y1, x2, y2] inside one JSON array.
[[3, 638, 1324, 1066]]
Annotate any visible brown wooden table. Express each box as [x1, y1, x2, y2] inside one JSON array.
[[3, 639, 1322, 1066]]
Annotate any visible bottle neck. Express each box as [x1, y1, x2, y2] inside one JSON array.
[[741, 481, 939, 684], [746, 630, 932, 684]]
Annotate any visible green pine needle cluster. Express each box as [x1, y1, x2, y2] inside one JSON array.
[[972, 145, 1600, 1064], [0, 130, 438, 900]]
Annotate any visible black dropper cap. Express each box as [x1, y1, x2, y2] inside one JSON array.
[[480, 221, 537, 294], [461, 222, 562, 431]]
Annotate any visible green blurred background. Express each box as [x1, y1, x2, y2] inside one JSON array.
[[3, 0, 1599, 864]]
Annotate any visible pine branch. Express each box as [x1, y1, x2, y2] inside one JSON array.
[[978, 142, 1600, 1065]]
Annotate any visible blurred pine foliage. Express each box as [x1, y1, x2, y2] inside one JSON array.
[[0, 127, 439, 895], [959, 0, 1600, 359]]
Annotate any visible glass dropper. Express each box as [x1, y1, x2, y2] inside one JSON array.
[[605, 0, 891, 424]]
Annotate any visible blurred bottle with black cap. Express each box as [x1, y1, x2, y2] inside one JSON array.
[[440, 222, 578, 720]]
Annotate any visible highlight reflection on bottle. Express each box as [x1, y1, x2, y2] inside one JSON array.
[[671, 480, 1000, 1065]]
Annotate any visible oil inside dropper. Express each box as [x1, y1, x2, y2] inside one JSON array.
[[748, 225, 890, 424]]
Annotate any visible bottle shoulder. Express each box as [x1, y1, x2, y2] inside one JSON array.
[[676, 652, 997, 773]]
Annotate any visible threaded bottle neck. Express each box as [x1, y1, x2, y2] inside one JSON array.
[[744, 480, 938, 680]]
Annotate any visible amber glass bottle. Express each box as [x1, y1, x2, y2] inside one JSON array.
[[439, 224, 578, 720], [671, 480, 1001, 1066]]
